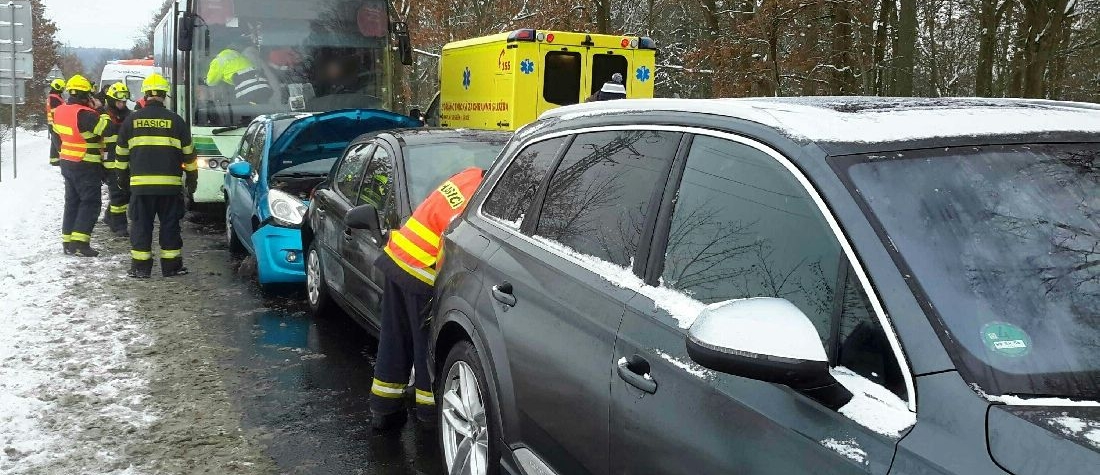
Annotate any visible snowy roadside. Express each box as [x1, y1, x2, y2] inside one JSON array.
[[0, 131, 156, 474]]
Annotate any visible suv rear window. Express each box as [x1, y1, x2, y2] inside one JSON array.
[[534, 130, 680, 267], [482, 137, 567, 229]]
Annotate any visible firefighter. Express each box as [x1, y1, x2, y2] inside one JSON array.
[[53, 74, 110, 257], [46, 78, 66, 166], [115, 73, 197, 278], [369, 166, 485, 432], [205, 47, 273, 104], [101, 82, 132, 236]]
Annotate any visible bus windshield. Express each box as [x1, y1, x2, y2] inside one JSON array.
[[192, 0, 391, 127]]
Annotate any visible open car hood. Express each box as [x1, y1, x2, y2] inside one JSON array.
[[270, 109, 420, 163], [987, 405, 1100, 475]]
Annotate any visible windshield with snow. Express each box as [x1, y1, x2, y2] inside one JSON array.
[[839, 143, 1100, 400], [192, 0, 391, 127]]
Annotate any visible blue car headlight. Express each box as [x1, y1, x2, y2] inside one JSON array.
[[267, 189, 307, 227]]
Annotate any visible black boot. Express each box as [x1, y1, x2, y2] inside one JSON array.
[[161, 257, 188, 277], [63, 242, 74, 255], [71, 242, 100, 257], [110, 215, 130, 237], [370, 409, 408, 432], [128, 259, 153, 278]]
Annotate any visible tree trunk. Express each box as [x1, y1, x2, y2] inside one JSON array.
[[976, 0, 999, 96], [873, 0, 892, 95], [700, 0, 721, 39], [925, 1, 941, 96], [1020, 0, 1070, 98], [830, 0, 858, 94], [894, 0, 917, 96]]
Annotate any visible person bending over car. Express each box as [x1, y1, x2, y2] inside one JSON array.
[[370, 167, 485, 432]]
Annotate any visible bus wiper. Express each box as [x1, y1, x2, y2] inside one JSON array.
[[212, 124, 249, 135]]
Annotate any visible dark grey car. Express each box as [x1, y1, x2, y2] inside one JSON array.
[[301, 128, 509, 330], [428, 97, 1100, 475]]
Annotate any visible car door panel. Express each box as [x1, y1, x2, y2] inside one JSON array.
[[341, 143, 396, 327], [312, 188, 347, 295], [479, 234, 628, 475], [612, 302, 898, 474]]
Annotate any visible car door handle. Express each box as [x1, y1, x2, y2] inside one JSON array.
[[343, 228, 354, 241], [617, 354, 657, 394], [491, 282, 516, 307]]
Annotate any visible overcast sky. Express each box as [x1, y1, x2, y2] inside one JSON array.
[[43, 0, 163, 49]]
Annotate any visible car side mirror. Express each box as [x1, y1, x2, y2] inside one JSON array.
[[177, 12, 195, 52], [685, 298, 853, 410], [392, 22, 413, 66], [228, 161, 252, 179], [346, 204, 382, 241]]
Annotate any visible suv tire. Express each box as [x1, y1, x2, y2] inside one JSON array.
[[439, 340, 499, 475]]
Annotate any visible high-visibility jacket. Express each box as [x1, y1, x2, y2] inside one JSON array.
[[115, 101, 197, 195], [206, 48, 271, 103], [52, 103, 109, 163], [101, 107, 129, 170], [45, 92, 63, 125], [384, 167, 484, 285]]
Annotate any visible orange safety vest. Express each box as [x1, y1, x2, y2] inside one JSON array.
[[45, 92, 63, 125], [384, 167, 484, 285], [52, 104, 103, 163]]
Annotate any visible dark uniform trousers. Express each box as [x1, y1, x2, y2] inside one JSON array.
[[130, 194, 185, 274], [369, 253, 435, 420], [104, 169, 130, 231], [49, 131, 61, 165], [60, 160, 103, 243]]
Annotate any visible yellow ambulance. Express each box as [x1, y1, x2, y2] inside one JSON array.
[[439, 29, 657, 131]]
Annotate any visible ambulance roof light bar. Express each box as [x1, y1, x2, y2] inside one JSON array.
[[507, 29, 537, 42]]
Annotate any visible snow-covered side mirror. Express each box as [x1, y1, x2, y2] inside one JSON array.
[[686, 298, 853, 410]]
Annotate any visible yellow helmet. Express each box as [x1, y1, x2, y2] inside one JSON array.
[[141, 73, 170, 94], [65, 74, 93, 93], [105, 82, 130, 101], [50, 78, 66, 92]]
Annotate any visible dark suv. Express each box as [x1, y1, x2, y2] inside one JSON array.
[[429, 98, 1100, 475]]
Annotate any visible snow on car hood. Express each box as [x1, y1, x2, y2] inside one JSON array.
[[987, 405, 1100, 475]]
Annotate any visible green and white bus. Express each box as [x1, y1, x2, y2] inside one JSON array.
[[152, 0, 411, 205]]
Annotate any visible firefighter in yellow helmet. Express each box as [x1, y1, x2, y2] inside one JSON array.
[[100, 82, 133, 236], [52, 75, 111, 256], [45, 78, 66, 166], [205, 47, 273, 104], [115, 73, 198, 278]]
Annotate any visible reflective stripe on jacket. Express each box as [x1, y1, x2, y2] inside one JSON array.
[[384, 167, 484, 285], [46, 93, 63, 125], [115, 101, 197, 195], [52, 104, 106, 163]]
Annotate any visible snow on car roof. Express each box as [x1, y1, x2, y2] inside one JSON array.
[[541, 97, 1100, 144]]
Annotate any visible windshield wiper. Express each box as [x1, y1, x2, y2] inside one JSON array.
[[274, 171, 325, 178], [212, 124, 249, 135]]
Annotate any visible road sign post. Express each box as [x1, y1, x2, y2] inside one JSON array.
[[0, 0, 29, 180]]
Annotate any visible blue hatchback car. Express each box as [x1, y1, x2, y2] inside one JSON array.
[[223, 109, 420, 286]]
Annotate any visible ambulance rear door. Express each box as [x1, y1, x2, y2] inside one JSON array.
[[587, 50, 630, 98], [536, 43, 589, 116]]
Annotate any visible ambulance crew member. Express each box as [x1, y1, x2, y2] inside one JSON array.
[[370, 167, 485, 431], [54, 75, 110, 256], [115, 74, 197, 278], [206, 47, 273, 104]]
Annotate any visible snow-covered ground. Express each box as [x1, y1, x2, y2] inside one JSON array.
[[0, 131, 156, 474]]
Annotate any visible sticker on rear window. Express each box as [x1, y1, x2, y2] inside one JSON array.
[[981, 322, 1031, 357]]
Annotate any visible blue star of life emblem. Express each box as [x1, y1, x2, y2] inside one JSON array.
[[462, 67, 472, 89], [520, 59, 534, 75], [636, 66, 651, 83]]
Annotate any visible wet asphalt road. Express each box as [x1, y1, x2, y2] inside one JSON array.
[[184, 212, 445, 475]]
